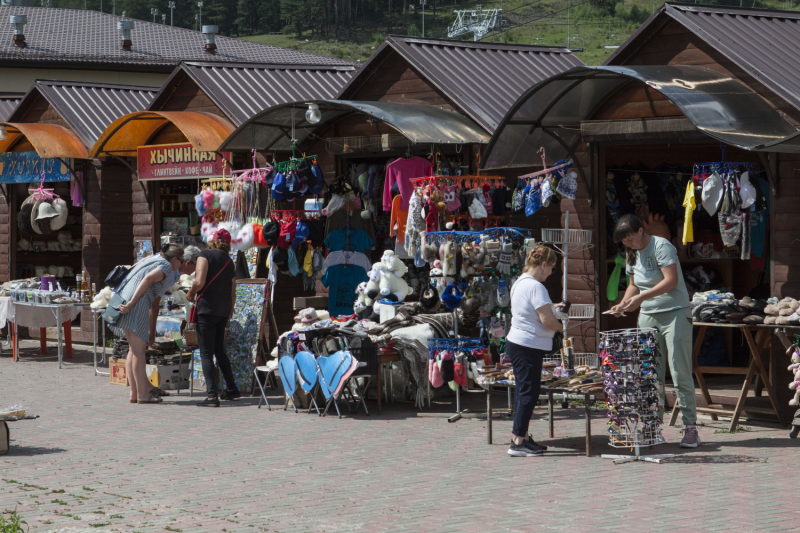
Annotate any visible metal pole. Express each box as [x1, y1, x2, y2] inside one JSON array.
[[421, 0, 425, 37], [563, 210, 569, 342], [567, 0, 571, 48], [198, 2, 203, 28]]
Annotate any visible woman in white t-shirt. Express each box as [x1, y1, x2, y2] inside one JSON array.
[[506, 244, 563, 457]]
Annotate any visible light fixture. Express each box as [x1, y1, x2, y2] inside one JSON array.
[[305, 103, 321, 124], [0, 126, 7, 141]]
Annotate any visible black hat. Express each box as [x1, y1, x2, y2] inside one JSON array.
[[272, 247, 289, 272], [295, 158, 314, 183], [262, 220, 280, 246], [306, 219, 325, 247]]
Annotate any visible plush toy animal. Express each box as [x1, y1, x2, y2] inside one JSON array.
[[790, 377, 800, 406], [379, 270, 413, 302], [364, 268, 382, 306], [440, 241, 456, 277], [421, 242, 439, 264], [354, 282, 368, 313], [460, 243, 477, 278], [381, 250, 408, 278], [237, 223, 256, 250]]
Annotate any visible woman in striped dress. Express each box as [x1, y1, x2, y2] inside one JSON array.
[[112, 244, 184, 404]]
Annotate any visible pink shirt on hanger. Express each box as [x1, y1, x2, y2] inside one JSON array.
[[382, 156, 432, 212]]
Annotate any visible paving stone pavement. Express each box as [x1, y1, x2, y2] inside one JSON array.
[[1, 340, 800, 533]]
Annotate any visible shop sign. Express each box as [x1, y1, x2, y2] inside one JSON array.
[[137, 143, 230, 181], [0, 151, 70, 184]]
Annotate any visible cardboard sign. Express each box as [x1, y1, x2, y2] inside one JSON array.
[[137, 143, 230, 181], [0, 151, 70, 183]]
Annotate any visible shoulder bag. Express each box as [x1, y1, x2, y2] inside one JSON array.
[[188, 257, 233, 324], [102, 260, 152, 326]]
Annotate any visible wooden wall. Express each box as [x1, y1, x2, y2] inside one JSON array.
[[0, 187, 10, 282], [341, 49, 454, 109], [152, 72, 230, 120]]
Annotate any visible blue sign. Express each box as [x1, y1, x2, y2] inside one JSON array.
[[0, 151, 70, 184]]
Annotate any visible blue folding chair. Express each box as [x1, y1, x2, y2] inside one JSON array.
[[278, 355, 299, 413], [295, 350, 322, 415]]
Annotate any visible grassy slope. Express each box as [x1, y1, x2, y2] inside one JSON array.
[[242, 0, 792, 66]]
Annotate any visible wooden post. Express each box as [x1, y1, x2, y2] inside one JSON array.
[[40, 327, 47, 355]]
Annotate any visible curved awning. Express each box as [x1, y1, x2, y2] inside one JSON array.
[[219, 100, 490, 152], [481, 65, 800, 170], [0, 122, 88, 159], [90, 111, 236, 158]]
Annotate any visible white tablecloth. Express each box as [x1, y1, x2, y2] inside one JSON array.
[[0, 297, 83, 329]]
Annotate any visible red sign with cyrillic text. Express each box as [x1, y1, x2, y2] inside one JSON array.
[[137, 143, 231, 181]]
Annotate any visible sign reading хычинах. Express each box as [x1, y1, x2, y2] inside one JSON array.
[[0, 151, 70, 183]]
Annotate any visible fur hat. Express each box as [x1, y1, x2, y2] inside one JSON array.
[[17, 198, 35, 236]]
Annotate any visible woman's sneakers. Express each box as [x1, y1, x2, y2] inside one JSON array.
[[508, 437, 547, 457], [680, 425, 701, 448]]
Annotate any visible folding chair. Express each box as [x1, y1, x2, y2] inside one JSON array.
[[318, 350, 354, 418], [254, 361, 279, 410], [278, 355, 299, 413], [337, 365, 372, 416], [295, 351, 322, 415]]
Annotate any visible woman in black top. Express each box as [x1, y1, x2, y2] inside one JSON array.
[[187, 229, 238, 407]]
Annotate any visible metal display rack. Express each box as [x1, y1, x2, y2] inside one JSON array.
[[541, 210, 595, 335], [599, 327, 673, 465]]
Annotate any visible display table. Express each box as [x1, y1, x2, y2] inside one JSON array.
[[669, 322, 785, 431], [485, 382, 596, 457], [10, 301, 90, 369], [0, 296, 84, 362]]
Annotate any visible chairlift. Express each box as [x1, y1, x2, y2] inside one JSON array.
[[530, 26, 549, 46], [603, 23, 621, 49], [564, 22, 584, 52]]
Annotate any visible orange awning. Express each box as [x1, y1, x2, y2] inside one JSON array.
[[90, 111, 236, 158], [0, 122, 89, 159]]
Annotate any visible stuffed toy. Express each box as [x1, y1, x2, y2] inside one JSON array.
[[419, 283, 441, 312], [379, 270, 412, 302], [354, 281, 368, 313], [461, 284, 483, 314], [790, 372, 800, 407], [364, 268, 382, 305], [431, 189, 447, 213], [440, 241, 456, 277], [460, 243, 477, 278], [195, 192, 207, 216], [202, 188, 216, 209], [381, 250, 408, 278], [421, 242, 439, 264], [473, 239, 488, 273]]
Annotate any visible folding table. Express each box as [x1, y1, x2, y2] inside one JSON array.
[[669, 322, 784, 431], [9, 301, 90, 369]]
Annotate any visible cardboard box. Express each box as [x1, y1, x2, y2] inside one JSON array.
[[146, 362, 190, 390], [109, 357, 128, 386]]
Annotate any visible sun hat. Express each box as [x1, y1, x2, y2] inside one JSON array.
[[701, 170, 724, 216], [30, 198, 43, 234], [36, 200, 58, 221], [49, 198, 69, 231]]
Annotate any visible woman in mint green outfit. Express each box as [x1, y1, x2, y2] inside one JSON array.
[[610, 214, 700, 448]]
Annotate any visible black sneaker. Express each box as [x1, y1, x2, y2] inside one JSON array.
[[507, 443, 544, 457], [220, 388, 241, 401], [524, 436, 548, 452], [196, 397, 220, 407]]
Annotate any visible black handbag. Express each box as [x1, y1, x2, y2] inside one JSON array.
[[104, 265, 131, 288]]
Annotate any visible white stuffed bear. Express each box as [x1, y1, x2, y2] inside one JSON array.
[[379, 269, 413, 302], [380, 250, 408, 278], [364, 268, 382, 306], [354, 282, 368, 310]]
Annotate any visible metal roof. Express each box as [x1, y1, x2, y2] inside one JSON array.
[[606, 3, 800, 115], [220, 100, 490, 153], [482, 65, 800, 173], [0, 6, 354, 70], [0, 95, 21, 121], [338, 35, 584, 133], [9, 80, 158, 146], [153, 61, 357, 126]]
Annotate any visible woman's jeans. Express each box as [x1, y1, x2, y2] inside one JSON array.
[[196, 313, 237, 398], [506, 341, 547, 437]]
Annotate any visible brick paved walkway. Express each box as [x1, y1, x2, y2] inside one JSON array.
[[1, 341, 799, 533]]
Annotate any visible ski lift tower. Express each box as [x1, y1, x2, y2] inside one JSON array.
[[447, 4, 502, 41]]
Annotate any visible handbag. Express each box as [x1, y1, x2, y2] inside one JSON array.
[[104, 265, 130, 288], [102, 292, 127, 326], [188, 257, 233, 324]]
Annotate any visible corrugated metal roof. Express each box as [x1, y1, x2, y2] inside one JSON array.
[[0, 6, 353, 69], [0, 95, 21, 121], [10, 80, 157, 146], [338, 36, 584, 132], [172, 62, 357, 126], [606, 3, 800, 115]]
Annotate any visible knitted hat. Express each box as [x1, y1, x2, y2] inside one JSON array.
[[30, 198, 43, 234], [212, 228, 231, 244]]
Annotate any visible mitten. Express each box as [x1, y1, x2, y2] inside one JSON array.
[[496, 279, 510, 307], [497, 242, 513, 274]]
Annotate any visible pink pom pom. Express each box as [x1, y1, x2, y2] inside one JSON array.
[[203, 189, 215, 209]]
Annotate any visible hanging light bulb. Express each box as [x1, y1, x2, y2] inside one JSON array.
[[305, 103, 321, 124], [0, 126, 7, 141]]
